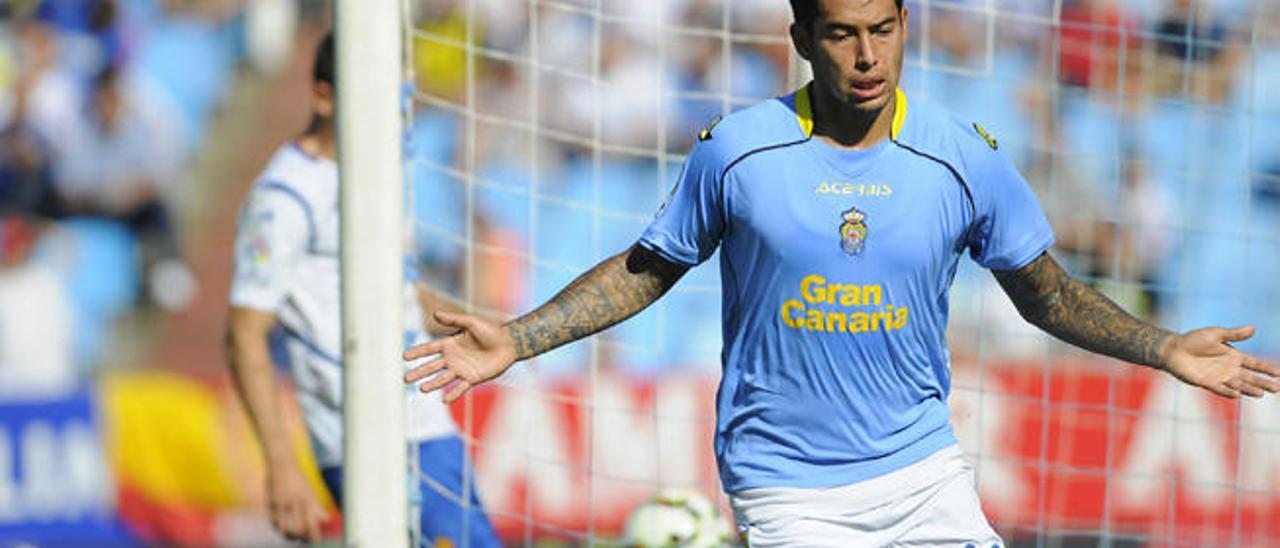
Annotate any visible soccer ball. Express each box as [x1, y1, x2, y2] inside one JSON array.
[[621, 488, 734, 547]]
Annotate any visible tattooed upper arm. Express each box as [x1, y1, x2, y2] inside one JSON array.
[[989, 251, 1172, 368]]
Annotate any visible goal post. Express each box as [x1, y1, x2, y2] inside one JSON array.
[[337, 0, 408, 546]]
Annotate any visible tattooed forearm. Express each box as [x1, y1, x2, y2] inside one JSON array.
[[993, 252, 1173, 369], [504, 244, 689, 360]]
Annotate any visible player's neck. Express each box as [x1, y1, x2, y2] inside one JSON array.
[[810, 85, 896, 150], [296, 128, 337, 162]]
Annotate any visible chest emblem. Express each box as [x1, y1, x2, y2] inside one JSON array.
[[839, 206, 868, 255]]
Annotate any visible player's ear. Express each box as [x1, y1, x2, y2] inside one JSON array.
[[790, 22, 813, 62], [900, 5, 909, 39], [313, 80, 334, 118]]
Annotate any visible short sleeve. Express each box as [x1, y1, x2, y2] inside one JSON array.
[[638, 141, 725, 265], [965, 146, 1055, 271], [229, 187, 311, 311]]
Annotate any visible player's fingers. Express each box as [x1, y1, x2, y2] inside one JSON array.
[[1222, 325, 1256, 343], [1244, 373, 1280, 394], [1242, 355, 1280, 379], [1212, 380, 1240, 399], [267, 510, 285, 536], [275, 504, 302, 540], [1225, 377, 1243, 391], [273, 502, 295, 532], [1237, 379, 1266, 398], [434, 311, 486, 332], [403, 338, 446, 361], [404, 356, 448, 383], [287, 503, 310, 539], [417, 368, 457, 394], [443, 379, 472, 404], [303, 506, 322, 542], [297, 497, 325, 541]]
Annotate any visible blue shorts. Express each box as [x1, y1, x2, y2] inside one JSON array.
[[321, 436, 501, 548]]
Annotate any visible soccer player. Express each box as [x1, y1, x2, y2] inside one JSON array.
[[226, 34, 499, 546], [403, 0, 1280, 544]]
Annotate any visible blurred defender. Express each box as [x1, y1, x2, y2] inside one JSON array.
[[225, 34, 499, 546], [403, 0, 1280, 545]]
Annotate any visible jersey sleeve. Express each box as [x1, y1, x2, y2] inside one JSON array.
[[637, 140, 725, 265], [229, 187, 311, 311], [965, 145, 1055, 271]]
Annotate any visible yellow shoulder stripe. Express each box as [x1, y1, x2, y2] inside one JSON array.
[[973, 122, 998, 150], [698, 116, 722, 141]]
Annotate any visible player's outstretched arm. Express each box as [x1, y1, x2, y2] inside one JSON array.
[[993, 251, 1280, 399], [404, 244, 689, 402]]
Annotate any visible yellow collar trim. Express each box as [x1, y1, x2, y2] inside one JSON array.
[[891, 87, 908, 140], [793, 84, 908, 140], [795, 83, 815, 138]]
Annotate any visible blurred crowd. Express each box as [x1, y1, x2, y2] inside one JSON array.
[[404, 0, 1280, 374], [0, 0, 318, 399], [0, 0, 1278, 544], [4, 0, 1280, 396]]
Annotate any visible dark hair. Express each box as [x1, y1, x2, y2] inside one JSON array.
[[789, 0, 904, 29], [313, 32, 334, 85]]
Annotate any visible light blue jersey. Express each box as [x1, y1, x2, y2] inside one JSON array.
[[639, 85, 1054, 491]]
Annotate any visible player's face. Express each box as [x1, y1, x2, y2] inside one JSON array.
[[792, 0, 907, 116]]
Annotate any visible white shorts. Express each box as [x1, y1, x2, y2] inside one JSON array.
[[729, 445, 1002, 547]]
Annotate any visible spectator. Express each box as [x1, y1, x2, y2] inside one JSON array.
[[53, 65, 194, 311], [4, 16, 87, 162], [1057, 0, 1139, 92], [1154, 0, 1227, 65], [0, 67, 60, 220], [1151, 0, 1244, 104]]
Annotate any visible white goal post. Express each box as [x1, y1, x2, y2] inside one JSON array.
[[337, 0, 408, 546]]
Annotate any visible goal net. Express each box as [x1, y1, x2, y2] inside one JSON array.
[[399, 0, 1280, 545]]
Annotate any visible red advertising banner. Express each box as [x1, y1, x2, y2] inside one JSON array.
[[450, 360, 1280, 545]]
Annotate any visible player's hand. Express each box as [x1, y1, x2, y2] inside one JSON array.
[[403, 311, 518, 403], [1164, 325, 1280, 399], [265, 464, 328, 543]]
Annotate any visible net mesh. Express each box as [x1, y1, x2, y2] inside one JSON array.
[[401, 0, 1280, 545]]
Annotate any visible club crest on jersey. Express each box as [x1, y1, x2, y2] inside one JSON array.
[[839, 206, 868, 255]]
